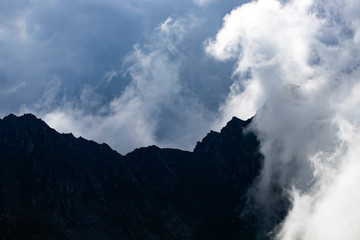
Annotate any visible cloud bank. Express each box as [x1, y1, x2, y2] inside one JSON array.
[[206, 0, 360, 238]]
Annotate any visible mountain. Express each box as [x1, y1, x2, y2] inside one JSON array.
[[0, 113, 267, 240]]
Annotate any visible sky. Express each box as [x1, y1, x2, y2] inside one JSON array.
[[0, 0, 250, 153], [2, 0, 360, 239]]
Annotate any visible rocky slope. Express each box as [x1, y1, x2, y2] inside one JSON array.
[[0, 113, 265, 240]]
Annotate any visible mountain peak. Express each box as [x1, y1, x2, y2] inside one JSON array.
[[3, 113, 38, 121], [1, 113, 50, 132]]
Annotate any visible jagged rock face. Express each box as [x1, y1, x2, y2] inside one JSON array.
[[0, 114, 264, 240]]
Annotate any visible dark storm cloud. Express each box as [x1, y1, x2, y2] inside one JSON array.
[[0, 0, 149, 113], [0, 0, 248, 112]]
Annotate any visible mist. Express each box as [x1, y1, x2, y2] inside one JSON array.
[[206, 0, 360, 238]]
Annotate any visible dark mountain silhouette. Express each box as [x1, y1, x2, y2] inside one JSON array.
[[0, 113, 279, 240]]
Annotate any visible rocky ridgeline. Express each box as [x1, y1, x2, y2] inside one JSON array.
[[0, 113, 268, 240]]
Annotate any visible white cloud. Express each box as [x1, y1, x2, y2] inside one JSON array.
[[278, 118, 360, 240], [206, 0, 317, 122], [206, 0, 360, 238]]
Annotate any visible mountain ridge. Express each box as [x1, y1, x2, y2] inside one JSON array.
[[0, 113, 269, 240]]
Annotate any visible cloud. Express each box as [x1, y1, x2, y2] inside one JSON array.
[[29, 16, 213, 154], [206, 0, 317, 122], [1, 0, 248, 153], [0, 0, 195, 113], [206, 0, 360, 238], [277, 117, 360, 240], [193, 0, 216, 7]]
